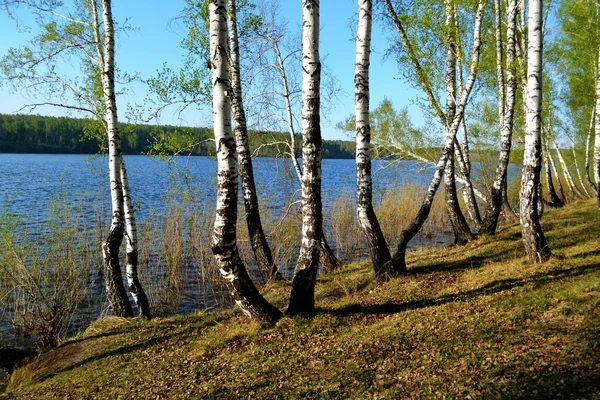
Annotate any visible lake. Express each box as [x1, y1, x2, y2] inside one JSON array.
[[0, 153, 450, 347]]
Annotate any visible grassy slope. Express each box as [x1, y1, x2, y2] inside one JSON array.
[[2, 200, 600, 399]]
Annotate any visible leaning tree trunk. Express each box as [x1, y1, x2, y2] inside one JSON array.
[[443, 2, 473, 245], [380, 0, 485, 276], [100, 0, 133, 318], [570, 136, 591, 197], [355, 0, 391, 276], [481, 0, 517, 236], [520, 0, 551, 263], [585, 107, 598, 193], [120, 158, 151, 319], [542, 133, 564, 208], [550, 131, 585, 199], [595, 40, 600, 209], [547, 134, 566, 202], [454, 136, 481, 227], [287, 0, 323, 316], [227, 0, 283, 282], [209, 0, 281, 324]]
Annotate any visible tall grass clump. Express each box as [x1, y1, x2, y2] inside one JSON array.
[[0, 188, 92, 349]]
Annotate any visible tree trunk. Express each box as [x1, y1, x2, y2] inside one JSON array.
[[542, 133, 564, 208], [550, 130, 585, 199], [520, 0, 551, 263], [355, 0, 391, 276], [272, 32, 343, 274], [287, 0, 323, 316], [585, 107, 598, 193], [571, 136, 591, 197], [481, 0, 517, 236], [209, 0, 281, 324], [594, 40, 600, 209], [227, 0, 283, 282], [120, 157, 151, 319], [100, 0, 133, 318], [380, 0, 485, 276], [443, 1, 473, 245], [546, 134, 566, 202], [455, 129, 482, 227]]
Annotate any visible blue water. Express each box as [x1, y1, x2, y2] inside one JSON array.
[[0, 154, 435, 221], [0, 154, 444, 348]]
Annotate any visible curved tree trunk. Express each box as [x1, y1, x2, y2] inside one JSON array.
[[570, 136, 591, 197], [585, 107, 598, 193], [287, 0, 323, 316], [481, 0, 517, 235], [454, 136, 481, 228], [100, 0, 133, 318], [547, 134, 566, 202], [550, 130, 585, 199], [542, 133, 564, 208], [380, 0, 485, 276], [355, 0, 391, 276], [227, 0, 283, 282], [209, 0, 281, 324], [443, 1, 473, 245], [520, 0, 551, 263], [120, 158, 151, 319], [595, 38, 600, 209]]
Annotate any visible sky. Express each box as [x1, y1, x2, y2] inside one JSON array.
[[0, 0, 425, 141]]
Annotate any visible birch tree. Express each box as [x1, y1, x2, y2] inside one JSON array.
[[520, 0, 551, 263], [208, 0, 281, 323], [287, 0, 323, 315], [380, 0, 486, 276], [355, 0, 391, 274], [480, 0, 518, 235], [1, 0, 151, 319], [227, 0, 283, 281]]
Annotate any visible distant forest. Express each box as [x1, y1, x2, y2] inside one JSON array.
[[0, 113, 355, 159]]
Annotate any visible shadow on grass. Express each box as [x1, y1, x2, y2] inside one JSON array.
[[330, 263, 600, 318], [501, 368, 600, 399]]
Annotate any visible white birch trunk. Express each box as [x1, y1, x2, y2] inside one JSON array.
[[595, 38, 600, 208], [481, 0, 517, 235], [120, 157, 151, 319], [520, 0, 551, 263], [570, 136, 591, 197], [550, 132, 584, 199], [381, 0, 486, 275], [100, 0, 133, 318], [227, 0, 282, 282], [287, 0, 323, 315], [355, 0, 391, 276], [209, 0, 281, 323], [585, 107, 598, 193]]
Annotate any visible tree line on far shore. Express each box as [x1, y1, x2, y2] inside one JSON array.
[[0, 113, 355, 158]]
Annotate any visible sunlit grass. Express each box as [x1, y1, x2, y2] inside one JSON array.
[[3, 200, 600, 399]]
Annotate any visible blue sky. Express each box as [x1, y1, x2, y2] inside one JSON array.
[[0, 0, 425, 141]]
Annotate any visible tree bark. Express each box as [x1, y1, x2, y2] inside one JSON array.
[[550, 129, 585, 199], [443, 1, 473, 244], [287, 0, 323, 315], [270, 30, 342, 274], [520, 0, 551, 263], [380, 0, 485, 276], [355, 0, 392, 276], [595, 36, 600, 209], [481, 0, 517, 235], [209, 0, 281, 324], [542, 133, 564, 208], [120, 157, 151, 319], [100, 0, 133, 318], [227, 0, 283, 282], [585, 107, 598, 193]]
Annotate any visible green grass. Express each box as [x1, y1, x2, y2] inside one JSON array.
[[2, 200, 600, 399]]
